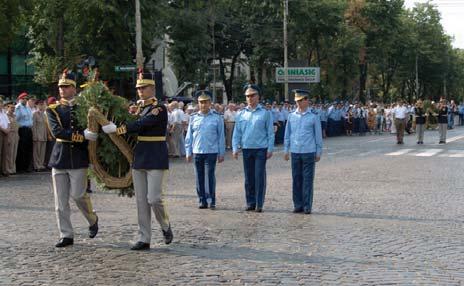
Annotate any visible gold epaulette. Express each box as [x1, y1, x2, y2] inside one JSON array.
[[47, 103, 59, 109]]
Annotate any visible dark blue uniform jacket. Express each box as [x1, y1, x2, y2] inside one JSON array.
[[127, 102, 169, 170], [46, 102, 89, 169]]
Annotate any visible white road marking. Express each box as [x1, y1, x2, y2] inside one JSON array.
[[385, 149, 414, 156], [358, 151, 378, 156], [446, 135, 464, 143], [415, 149, 444, 157]]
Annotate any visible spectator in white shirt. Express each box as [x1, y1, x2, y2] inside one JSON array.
[[223, 103, 237, 149], [0, 98, 11, 176], [393, 99, 408, 144], [169, 101, 183, 157]]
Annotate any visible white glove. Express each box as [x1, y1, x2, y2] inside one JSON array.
[[84, 129, 98, 141], [102, 122, 117, 134]]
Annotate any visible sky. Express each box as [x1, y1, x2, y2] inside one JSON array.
[[404, 0, 464, 49]]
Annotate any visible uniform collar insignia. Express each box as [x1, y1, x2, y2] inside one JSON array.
[[137, 97, 157, 107], [60, 98, 75, 106]]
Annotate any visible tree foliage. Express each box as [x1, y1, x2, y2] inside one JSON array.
[[26, 0, 162, 88], [3, 0, 463, 103]]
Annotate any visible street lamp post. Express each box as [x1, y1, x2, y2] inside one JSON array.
[[135, 0, 144, 69], [283, 0, 289, 101], [210, 0, 217, 102]]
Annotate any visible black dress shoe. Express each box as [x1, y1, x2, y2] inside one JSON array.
[[162, 225, 173, 245], [245, 206, 256, 211], [89, 216, 99, 238], [255, 208, 263, 213], [209, 205, 216, 210], [55, 238, 74, 248], [293, 208, 304, 213], [199, 204, 208, 209], [130, 241, 150, 250], [304, 209, 312, 214]]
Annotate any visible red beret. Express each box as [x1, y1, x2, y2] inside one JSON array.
[[18, 92, 28, 100], [47, 97, 57, 105]]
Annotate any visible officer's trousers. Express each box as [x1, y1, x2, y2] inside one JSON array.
[[438, 123, 447, 142], [242, 148, 267, 209], [291, 152, 316, 212], [52, 168, 97, 239], [132, 169, 170, 243], [16, 127, 33, 172], [225, 122, 235, 149], [194, 153, 218, 206], [171, 124, 183, 157], [33, 140, 46, 170], [0, 132, 4, 175], [395, 118, 405, 143], [2, 131, 18, 174], [416, 123, 425, 142]]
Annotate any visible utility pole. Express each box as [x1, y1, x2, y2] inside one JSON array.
[[135, 0, 144, 69], [444, 78, 447, 99], [415, 54, 419, 99], [211, 0, 216, 102], [283, 0, 289, 101]]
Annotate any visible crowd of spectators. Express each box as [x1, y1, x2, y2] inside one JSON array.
[[163, 97, 464, 156], [1, 91, 463, 177], [0, 93, 56, 177]]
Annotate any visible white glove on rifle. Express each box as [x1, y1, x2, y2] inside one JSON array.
[[102, 122, 117, 134], [84, 129, 98, 141]]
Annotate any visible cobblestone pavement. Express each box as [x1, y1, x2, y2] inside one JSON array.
[[1, 128, 464, 285]]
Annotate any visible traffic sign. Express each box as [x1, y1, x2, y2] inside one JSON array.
[[275, 67, 320, 83], [115, 65, 137, 72]]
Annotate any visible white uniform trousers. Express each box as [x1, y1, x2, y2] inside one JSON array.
[[52, 168, 97, 238], [132, 169, 170, 243]]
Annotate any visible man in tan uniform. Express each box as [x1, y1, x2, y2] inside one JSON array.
[[32, 100, 48, 171], [0, 98, 10, 176], [2, 102, 19, 175]]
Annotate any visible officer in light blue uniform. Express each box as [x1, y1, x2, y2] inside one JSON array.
[[328, 102, 343, 136], [185, 90, 225, 210], [284, 89, 323, 214], [318, 103, 328, 138], [232, 84, 274, 212]]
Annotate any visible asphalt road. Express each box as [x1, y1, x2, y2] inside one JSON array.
[[1, 126, 464, 285]]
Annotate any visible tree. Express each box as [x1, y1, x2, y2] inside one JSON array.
[[290, 0, 345, 100], [27, 0, 162, 92], [163, 1, 211, 84]]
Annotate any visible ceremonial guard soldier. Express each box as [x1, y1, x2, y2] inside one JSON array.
[[185, 90, 225, 209], [284, 90, 323, 214], [232, 84, 274, 212], [46, 70, 99, 247], [104, 70, 173, 250]]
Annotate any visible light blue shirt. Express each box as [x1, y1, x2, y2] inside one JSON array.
[[185, 110, 225, 157], [272, 108, 280, 123], [15, 103, 33, 127], [328, 108, 342, 121], [284, 108, 323, 156], [232, 104, 274, 153], [281, 108, 290, 121], [319, 109, 328, 122]]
